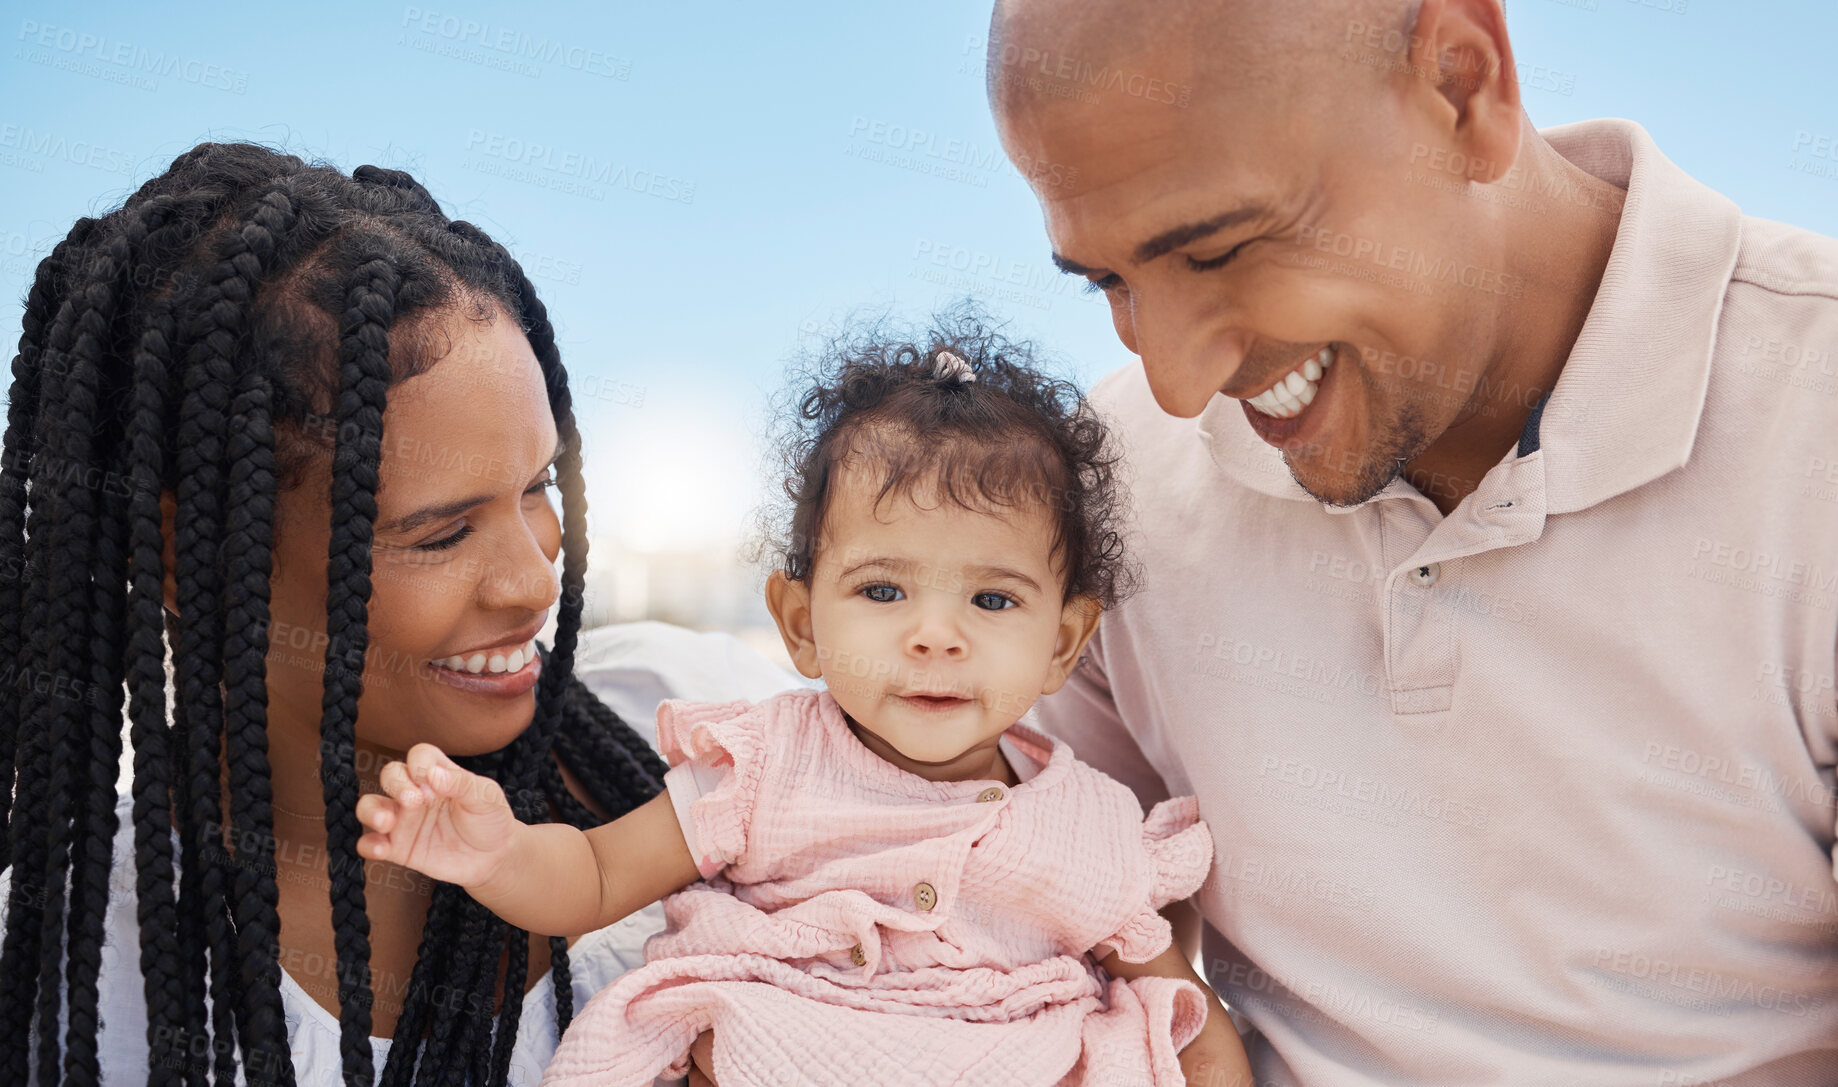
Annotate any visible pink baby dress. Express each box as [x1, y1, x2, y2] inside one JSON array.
[[540, 685, 1216, 1087]]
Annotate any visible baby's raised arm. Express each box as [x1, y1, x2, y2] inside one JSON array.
[[355, 742, 702, 938]]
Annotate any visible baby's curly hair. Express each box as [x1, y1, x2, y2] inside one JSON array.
[[759, 302, 1138, 609]]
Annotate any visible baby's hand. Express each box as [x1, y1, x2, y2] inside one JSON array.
[[355, 742, 521, 891]]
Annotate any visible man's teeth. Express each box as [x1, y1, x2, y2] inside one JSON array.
[[437, 640, 538, 675], [1248, 345, 1336, 420]]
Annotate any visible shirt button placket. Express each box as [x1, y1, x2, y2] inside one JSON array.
[[1386, 554, 1456, 714], [913, 881, 937, 911]]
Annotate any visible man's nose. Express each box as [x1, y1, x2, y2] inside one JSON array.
[[1130, 288, 1253, 416]]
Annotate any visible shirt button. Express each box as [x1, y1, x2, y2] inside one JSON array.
[[1410, 563, 1440, 588], [850, 943, 867, 966], [913, 881, 937, 911], [977, 787, 1005, 803]]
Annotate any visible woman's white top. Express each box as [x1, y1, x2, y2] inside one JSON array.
[[3, 620, 814, 1086]]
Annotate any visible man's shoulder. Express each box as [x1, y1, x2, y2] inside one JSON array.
[[1730, 213, 1838, 303], [1720, 214, 1838, 432]]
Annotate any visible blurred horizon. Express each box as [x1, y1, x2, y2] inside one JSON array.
[[5, 0, 1836, 664]]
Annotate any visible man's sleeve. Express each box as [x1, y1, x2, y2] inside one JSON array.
[[1027, 622, 1172, 813]]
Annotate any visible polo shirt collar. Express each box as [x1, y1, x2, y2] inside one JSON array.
[[1195, 118, 1742, 516]]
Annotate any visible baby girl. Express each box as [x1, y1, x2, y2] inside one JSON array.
[[355, 322, 1251, 1086]]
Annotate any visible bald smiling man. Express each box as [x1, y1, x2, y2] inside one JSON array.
[[1002, 0, 1838, 1084]]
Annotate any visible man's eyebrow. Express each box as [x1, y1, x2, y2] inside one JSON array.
[[1051, 204, 1269, 278], [377, 437, 565, 535], [1132, 205, 1268, 264]]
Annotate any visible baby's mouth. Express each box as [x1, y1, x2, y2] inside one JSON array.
[[897, 692, 973, 712]]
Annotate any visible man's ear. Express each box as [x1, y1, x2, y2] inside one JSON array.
[[764, 570, 823, 680], [1041, 594, 1102, 696], [160, 488, 179, 616], [1405, 0, 1523, 186]]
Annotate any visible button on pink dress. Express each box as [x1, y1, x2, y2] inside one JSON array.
[[540, 686, 1215, 1087]]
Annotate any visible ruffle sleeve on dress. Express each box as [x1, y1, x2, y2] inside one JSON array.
[[1096, 795, 1216, 964], [657, 698, 772, 878]]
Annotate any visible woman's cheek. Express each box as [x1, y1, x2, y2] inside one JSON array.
[[539, 506, 562, 562]]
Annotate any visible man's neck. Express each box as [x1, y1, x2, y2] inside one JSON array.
[[1404, 133, 1626, 517]]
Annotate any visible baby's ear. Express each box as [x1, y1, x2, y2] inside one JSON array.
[[1043, 594, 1103, 694], [764, 570, 823, 680]]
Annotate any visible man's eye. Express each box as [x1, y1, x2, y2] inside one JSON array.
[[862, 584, 903, 603], [1186, 241, 1251, 272], [972, 592, 1015, 611], [1083, 273, 1124, 296]]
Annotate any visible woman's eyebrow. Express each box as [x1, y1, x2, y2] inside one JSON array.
[[378, 496, 479, 536], [377, 437, 565, 535]]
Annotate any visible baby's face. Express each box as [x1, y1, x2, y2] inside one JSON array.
[[769, 464, 1096, 780]]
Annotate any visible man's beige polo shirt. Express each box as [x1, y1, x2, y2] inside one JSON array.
[[1030, 118, 1838, 1084]]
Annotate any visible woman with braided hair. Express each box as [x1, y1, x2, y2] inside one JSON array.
[[0, 141, 785, 1086]]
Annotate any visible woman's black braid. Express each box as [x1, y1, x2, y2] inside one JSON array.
[[2, 142, 674, 1087]]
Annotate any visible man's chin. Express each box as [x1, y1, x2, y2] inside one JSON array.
[[1284, 402, 1433, 508], [1286, 453, 1406, 508]]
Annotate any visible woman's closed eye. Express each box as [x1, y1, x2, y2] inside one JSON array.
[[413, 475, 558, 553], [415, 525, 474, 553]]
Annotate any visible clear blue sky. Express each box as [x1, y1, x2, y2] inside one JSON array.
[[5, 0, 1836, 551]]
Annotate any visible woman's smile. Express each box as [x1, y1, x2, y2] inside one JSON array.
[[426, 647, 543, 698]]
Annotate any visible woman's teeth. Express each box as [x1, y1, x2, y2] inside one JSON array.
[[1248, 345, 1335, 419], [436, 640, 538, 675]]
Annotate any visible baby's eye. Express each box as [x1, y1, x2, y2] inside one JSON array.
[[972, 591, 1015, 611], [861, 584, 904, 604]]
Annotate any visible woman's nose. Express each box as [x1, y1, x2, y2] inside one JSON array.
[[476, 521, 562, 613]]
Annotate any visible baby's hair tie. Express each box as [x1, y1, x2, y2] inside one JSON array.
[[932, 350, 977, 385]]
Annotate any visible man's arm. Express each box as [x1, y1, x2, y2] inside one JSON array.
[[1096, 918, 1251, 1087]]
